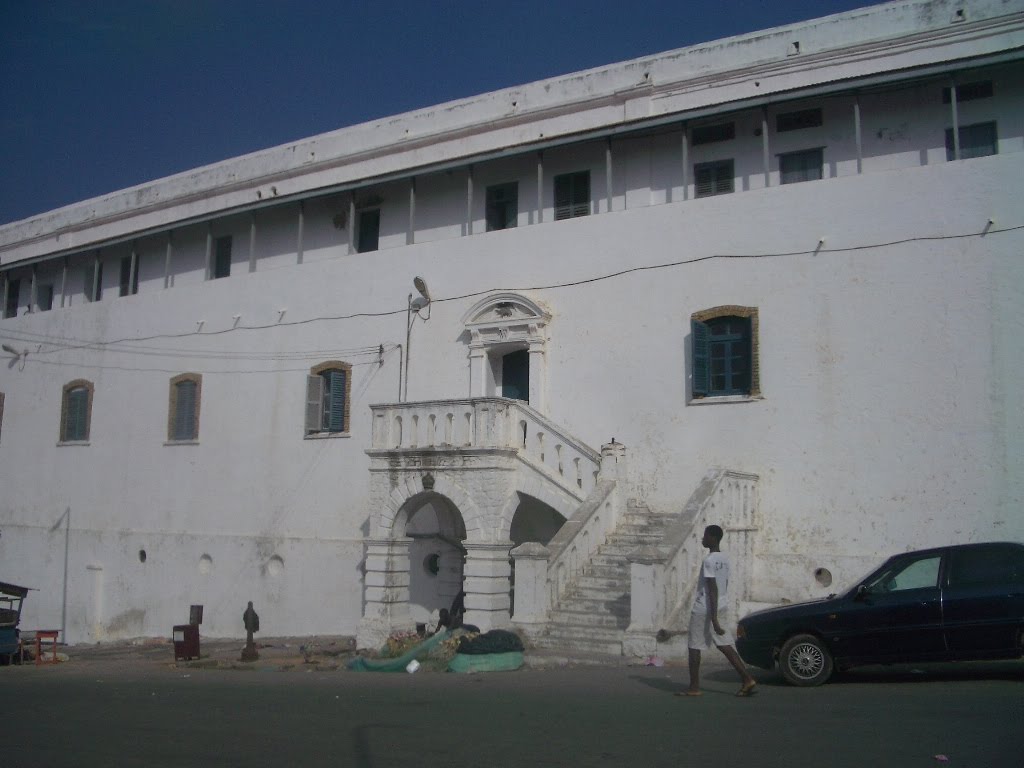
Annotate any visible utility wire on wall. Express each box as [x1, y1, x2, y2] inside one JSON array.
[[2, 221, 1021, 363]]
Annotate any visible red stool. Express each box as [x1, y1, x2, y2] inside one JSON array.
[[32, 630, 59, 665]]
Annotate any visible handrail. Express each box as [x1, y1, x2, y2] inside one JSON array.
[[545, 478, 619, 608], [629, 468, 759, 635]]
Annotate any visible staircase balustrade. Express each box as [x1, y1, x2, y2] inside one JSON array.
[[625, 469, 759, 653], [369, 398, 601, 498]]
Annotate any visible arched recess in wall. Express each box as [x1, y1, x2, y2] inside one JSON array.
[[461, 292, 551, 413]]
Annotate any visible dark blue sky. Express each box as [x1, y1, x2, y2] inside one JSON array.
[[0, 0, 884, 225]]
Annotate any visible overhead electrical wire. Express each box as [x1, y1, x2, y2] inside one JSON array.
[[1, 222, 1021, 366]]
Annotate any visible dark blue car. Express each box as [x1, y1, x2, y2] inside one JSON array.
[[736, 542, 1024, 686]]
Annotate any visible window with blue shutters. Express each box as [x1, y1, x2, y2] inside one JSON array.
[[168, 374, 201, 442], [691, 307, 759, 399], [306, 362, 352, 435], [60, 379, 94, 442]]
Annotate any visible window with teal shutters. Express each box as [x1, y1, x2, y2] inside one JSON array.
[[323, 368, 347, 432], [60, 380, 93, 442], [691, 311, 757, 398], [173, 380, 198, 440], [306, 363, 351, 435], [691, 319, 710, 396], [167, 374, 200, 442]]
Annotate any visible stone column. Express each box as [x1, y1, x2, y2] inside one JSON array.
[[510, 542, 550, 638], [622, 544, 666, 658], [527, 331, 547, 413], [462, 541, 514, 632], [599, 440, 627, 481], [356, 537, 412, 650], [467, 332, 490, 399]]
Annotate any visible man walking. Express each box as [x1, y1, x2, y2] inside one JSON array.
[[677, 524, 758, 697]]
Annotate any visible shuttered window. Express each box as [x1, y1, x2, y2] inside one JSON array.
[[945, 122, 997, 161], [4, 278, 20, 319], [554, 171, 590, 220], [486, 183, 518, 231], [213, 236, 232, 279], [780, 148, 823, 185], [306, 363, 351, 435], [60, 380, 94, 442], [357, 210, 380, 253], [167, 374, 201, 442], [694, 160, 734, 198], [691, 309, 759, 399]]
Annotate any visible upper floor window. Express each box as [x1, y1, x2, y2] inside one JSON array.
[[37, 284, 54, 312], [554, 171, 590, 220], [780, 148, 823, 185], [945, 122, 997, 161], [213, 236, 232, 279], [691, 307, 759, 399], [691, 122, 735, 146], [120, 256, 139, 296], [486, 182, 518, 231], [168, 374, 201, 442], [306, 362, 352, 435], [85, 260, 103, 302], [942, 81, 993, 104], [60, 379, 94, 443], [776, 108, 823, 133], [3, 278, 20, 319], [694, 160, 734, 198], [357, 210, 380, 253]]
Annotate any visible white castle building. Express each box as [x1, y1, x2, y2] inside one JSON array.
[[1, 0, 1021, 656]]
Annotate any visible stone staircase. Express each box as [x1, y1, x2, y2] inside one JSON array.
[[532, 504, 670, 656]]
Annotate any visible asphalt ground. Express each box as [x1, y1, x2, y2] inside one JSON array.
[[6, 638, 1023, 768]]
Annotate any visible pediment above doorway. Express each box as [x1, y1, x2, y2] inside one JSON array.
[[461, 293, 551, 412], [462, 292, 551, 339]]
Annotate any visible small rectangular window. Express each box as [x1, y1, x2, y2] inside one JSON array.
[[554, 171, 590, 220], [37, 284, 54, 312], [170, 378, 200, 441], [776, 108, 823, 133], [4, 278, 20, 319], [691, 123, 735, 146], [942, 81, 993, 104], [694, 160, 734, 198], [945, 122, 997, 161], [213, 236, 232, 279], [63, 386, 91, 442], [357, 210, 381, 253], [85, 262, 103, 302], [119, 256, 139, 296], [780, 148, 823, 185], [0, 391, 4, 443], [486, 182, 519, 231]]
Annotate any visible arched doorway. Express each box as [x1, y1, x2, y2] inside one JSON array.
[[398, 493, 467, 626], [508, 493, 567, 616]]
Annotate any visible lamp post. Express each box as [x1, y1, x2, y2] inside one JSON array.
[[403, 277, 431, 402]]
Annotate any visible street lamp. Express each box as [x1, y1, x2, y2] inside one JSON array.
[[402, 277, 431, 401]]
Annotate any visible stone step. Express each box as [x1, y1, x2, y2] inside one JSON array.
[[547, 610, 627, 629], [566, 583, 628, 600], [553, 593, 630, 615], [530, 635, 624, 656]]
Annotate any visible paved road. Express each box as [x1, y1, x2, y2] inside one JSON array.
[[7, 655, 1023, 768]]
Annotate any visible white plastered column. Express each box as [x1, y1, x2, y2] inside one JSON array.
[[462, 541, 514, 632], [356, 537, 413, 650]]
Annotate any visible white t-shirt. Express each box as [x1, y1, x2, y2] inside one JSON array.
[[692, 551, 730, 612]]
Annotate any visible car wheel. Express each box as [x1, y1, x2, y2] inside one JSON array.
[[779, 634, 834, 687]]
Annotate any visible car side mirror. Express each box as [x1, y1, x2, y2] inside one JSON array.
[[855, 584, 868, 601]]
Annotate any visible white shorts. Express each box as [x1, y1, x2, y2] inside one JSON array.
[[688, 610, 735, 650]]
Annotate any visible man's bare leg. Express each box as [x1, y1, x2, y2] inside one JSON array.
[[717, 645, 757, 693], [687, 648, 702, 694]]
